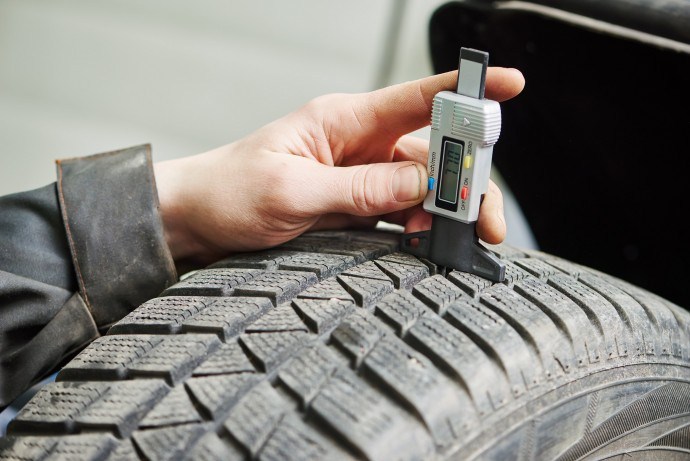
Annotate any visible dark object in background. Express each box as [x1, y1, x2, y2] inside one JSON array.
[[429, 0, 690, 306]]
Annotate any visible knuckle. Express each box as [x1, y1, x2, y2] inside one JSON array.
[[302, 93, 344, 115], [349, 165, 379, 215]]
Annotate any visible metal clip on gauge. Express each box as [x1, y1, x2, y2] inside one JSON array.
[[401, 47, 505, 282]]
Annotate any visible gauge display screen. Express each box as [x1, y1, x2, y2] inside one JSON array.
[[438, 140, 464, 204]]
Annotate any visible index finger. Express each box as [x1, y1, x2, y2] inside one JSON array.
[[356, 67, 525, 143]]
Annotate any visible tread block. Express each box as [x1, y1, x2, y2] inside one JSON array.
[[407, 313, 511, 414], [108, 296, 213, 335], [363, 335, 474, 446], [374, 290, 427, 337], [412, 274, 466, 315], [9, 382, 105, 434], [240, 331, 310, 372], [185, 374, 260, 420], [278, 253, 356, 280], [291, 299, 355, 334], [186, 433, 245, 461], [608, 279, 685, 359], [376, 252, 429, 269], [484, 242, 526, 260], [160, 268, 261, 297], [0, 437, 57, 460], [549, 274, 629, 360], [446, 271, 492, 298], [132, 423, 210, 461], [374, 260, 428, 290], [57, 335, 164, 381], [139, 386, 203, 428], [578, 273, 659, 356], [331, 311, 386, 368], [513, 258, 563, 279], [341, 261, 391, 281], [58, 334, 220, 385], [0, 434, 117, 461], [277, 343, 341, 408], [181, 297, 272, 340], [126, 335, 220, 385], [9, 381, 168, 438], [208, 250, 299, 270], [232, 270, 318, 306], [481, 284, 576, 378], [74, 381, 169, 438], [245, 304, 309, 333], [501, 261, 534, 285], [296, 278, 355, 303], [514, 277, 603, 366], [105, 438, 138, 461], [258, 413, 352, 461], [417, 257, 444, 276], [542, 257, 587, 277], [279, 238, 391, 263], [310, 367, 434, 461], [222, 382, 293, 456], [193, 341, 256, 376], [336, 275, 394, 308], [444, 297, 539, 397], [51, 434, 117, 460]]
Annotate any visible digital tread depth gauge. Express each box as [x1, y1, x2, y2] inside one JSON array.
[[401, 47, 506, 282]]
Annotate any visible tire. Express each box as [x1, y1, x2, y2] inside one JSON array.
[[1, 230, 689, 460]]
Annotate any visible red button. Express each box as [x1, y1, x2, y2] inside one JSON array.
[[461, 186, 469, 200]]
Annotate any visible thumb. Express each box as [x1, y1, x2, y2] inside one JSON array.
[[316, 161, 428, 217]]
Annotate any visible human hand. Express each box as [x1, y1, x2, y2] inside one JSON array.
[[154, 67, 525, 269]]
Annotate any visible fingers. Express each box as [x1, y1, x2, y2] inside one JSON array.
[[389, 138, 507, 244], [476, 180, 506, 244], [352, 67, 525, 143], [485, 67, 526, 101], [387, 180, 506, 244], [393, 135, 429, 163], [311, 161, 428, 217]]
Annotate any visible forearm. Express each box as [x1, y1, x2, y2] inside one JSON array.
[[0, 144, 177, 408]]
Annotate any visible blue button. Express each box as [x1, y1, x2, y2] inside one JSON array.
[[428, 177, 435, 190]]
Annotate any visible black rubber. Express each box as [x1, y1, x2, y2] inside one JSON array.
[[1, 230, 689, 460]]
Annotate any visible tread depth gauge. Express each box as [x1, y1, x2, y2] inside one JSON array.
[[401, 47, 506, 282]]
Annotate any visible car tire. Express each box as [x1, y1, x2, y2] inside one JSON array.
[[2, 230, 689, 460]]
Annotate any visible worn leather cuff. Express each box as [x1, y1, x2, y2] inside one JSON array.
[[56, 144, 177, 329]]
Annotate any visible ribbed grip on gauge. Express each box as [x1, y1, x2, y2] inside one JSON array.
[[450, 102, 501, 146], [430, 97, 443, 130]]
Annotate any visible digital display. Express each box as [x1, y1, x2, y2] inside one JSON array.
[[438, 140, 464, 203]]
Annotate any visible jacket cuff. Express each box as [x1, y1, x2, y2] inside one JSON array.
[[56, 144, 177, 329]]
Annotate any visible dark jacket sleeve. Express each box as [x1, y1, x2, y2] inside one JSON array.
[[0, 144, 177, 408]]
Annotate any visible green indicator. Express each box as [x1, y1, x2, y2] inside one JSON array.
[[439, 140, 464, 203]]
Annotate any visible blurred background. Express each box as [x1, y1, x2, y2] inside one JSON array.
[[0, 0, 438, 195]]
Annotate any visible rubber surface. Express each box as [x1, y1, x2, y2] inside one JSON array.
[[1, 230, 689, 460]]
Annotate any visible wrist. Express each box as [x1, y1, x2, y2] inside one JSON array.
[[153, 156, 215, 271]]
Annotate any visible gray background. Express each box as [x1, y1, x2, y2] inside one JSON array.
[[0, 0, 536, 244]]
